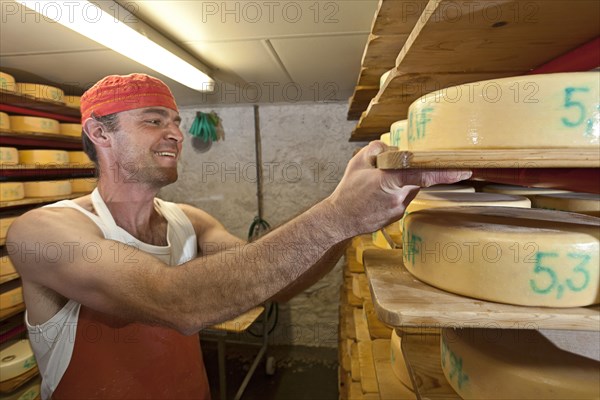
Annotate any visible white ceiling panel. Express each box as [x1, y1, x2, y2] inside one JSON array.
[[126, 0, 378, 42]]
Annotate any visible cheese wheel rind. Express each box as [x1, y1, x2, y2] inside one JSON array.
[[0, 340, 37, 382], [10, 116, 60, 134], [18, 149, 69, 166], [0, 216, 18, 241], [533, 192, 600, 217], [71, 178, 97, 193], [441, 328, 600, 399], [408, 72, 600, 150], [68, 151, 92, 166], [15, 82, 64, 103], [0, 255, 17, 277], [24, 180, 72, 197], [0, 71, 16, 92], [390, 330, 414, 390], [380, 69, 393, 89], [379, 132, 391, 146], [390, 120, 408, 150], [403, 207, 600, 307], [0, 182, 25, 201], [64, 95, 81, 109], [59, 123, 82, 137], [0, 147, 19, 165], [0, 112, 10, 130]]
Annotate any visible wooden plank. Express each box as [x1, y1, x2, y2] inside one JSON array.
[[377, 149, 600, 169], [351, 341, 361, 382], [401, 333, 460, 399], [210, 306, 264, 332], [357, 274, 371, 301], [0, 302, 25, 322], [362, 34, 410, 69], [357, 340, 379, 393], [371, 0, 429, 36], [354, 307, 372, 343], [372, 339, 417, 400], [363, 249, 600, 331], [0, 193, 91, 209], [364, 301, 393, 340]]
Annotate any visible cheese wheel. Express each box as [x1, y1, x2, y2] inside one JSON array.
[[0, 71, 16, 92], [441, 328, 600, 399], [24, 180, 72, 197], [0, 147, 19, 165], [390, 120, 408, 150], [408, 72, 600, 150], [0, 286, 23, 310], [18, 150, 69, 166], [533, 192, 600, 217], [0, 256, 17, 278], [59, 123, 82, 137], [71, 178, 97, 193], [68, 151, 92, 166], [64, 95, 81, 109], [10, 116, 60, 134], [0, 112, 10, 130], [390, 330, 414, 391], [380, 69, 392, 89], [15, 82, 64, 103], [3, 377, 41, 400], [0, 216, 18, 241], [421, 184, 475, 193], [403, 207, 600, 307], [0, 340, 36, 382], [0, 182, 25, 201], [380, 132, 391, 146]]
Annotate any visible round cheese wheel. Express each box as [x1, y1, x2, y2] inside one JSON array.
[[0, 182, 25, 201], [68, 151, 93, 166], [64, 95, 81, 109], [59, 123, 82, 137], [390, 120, 408, 150], [421, 184, 475, 193], [0, 112, 10, 130], [3, 377, 41, 400], [441, 328, 600, 399], [24, 180, 72, 198], [0, 216, 18, 241], [0, 147, 19, 165], [10, 116, 59, 134], [15, 82, 64, 103], [71, 178, 97, 193], [380, 69, 393, 89], [0, 71, 16, 92], [0, 255, 17, 278], [390, 330, 414, 391], [18, 150, 69, 166], [403, 207, 600, 307], [0, 286, 23, 310], [533, 192, 600, 217], [0, 340, 37, 382], [380, 132, 391, 146], [408, 72, 600, 150]]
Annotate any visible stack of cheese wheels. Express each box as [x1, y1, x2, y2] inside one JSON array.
[[390, 330, 413, 391], [380, 69, 393, 89], [59, 123, 82, 137], [533, 192, 600, 217], [403, 207, 600, 307], [18, 149, 69, 166], [0, 182, 24, 202], [0, 256, 18, 282], [0, 340, 37, 387], [16, 82, 64, 103], [0, 112, 10, 130], [68, 151, 93, 167], [407, 72, 599, 150], [441, 328, 600, 399], [0, 71, 16, 92], [0, 147, 19, 165], [24, 180, 72, 198], [71, 178, 97, 193], [10, 116, 60, 134], [0, 216, 18, 243], [390, 120, 407, 150], [3, 377, 41, 400], [64, 95, 81, 109], [379, 132, 391, 146], [482, 184, 570, 202]]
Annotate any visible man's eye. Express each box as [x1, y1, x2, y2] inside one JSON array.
[[146, 119, 160, 125]]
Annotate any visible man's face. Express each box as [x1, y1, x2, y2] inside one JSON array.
[[109, 107, 183, 187]]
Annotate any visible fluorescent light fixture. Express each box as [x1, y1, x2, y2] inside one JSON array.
[[19, 0, 214, 92]]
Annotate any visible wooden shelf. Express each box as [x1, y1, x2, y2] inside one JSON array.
[[0, 166, 95, 181], [0, 129, 83, 150], [363, 249, 600, 331], [377, 149, 600, 169], [0, 272, 19, 285], [0, 302, 25, 321], [0, 192, 91, 210], [349, 0, 600, 140], [0, 89, 80, 121]]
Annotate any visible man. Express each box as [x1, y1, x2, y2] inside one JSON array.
[[7, 74, 470, 399]]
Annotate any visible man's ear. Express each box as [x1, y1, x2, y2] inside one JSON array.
[[82, 118, 112, 148]]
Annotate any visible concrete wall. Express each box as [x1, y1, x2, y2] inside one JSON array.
[[159, 102, 367, 347]]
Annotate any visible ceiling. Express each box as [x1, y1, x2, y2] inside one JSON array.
[[0, 0, 379, 106]]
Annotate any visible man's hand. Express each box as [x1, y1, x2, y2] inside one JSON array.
[[327, 141, 472, 236]]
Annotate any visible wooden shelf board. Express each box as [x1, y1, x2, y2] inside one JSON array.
[[0, 302, 25, 321], [1, 129, 81, 142], [363, 249, 600, 331], [0, 88, 80, 119], [0, 192, 90, 209], [350, 0, 600, 139], [208, 306, 264, 333], [0, 272, 19, 285], [401, 333, 460, 399], [377, 149, 600, 169]]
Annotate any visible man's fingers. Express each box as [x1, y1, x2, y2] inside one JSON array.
[[382, 169, 472, 191], [353, 141, 389, 168]]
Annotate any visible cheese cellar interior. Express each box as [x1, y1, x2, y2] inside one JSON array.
[[0, 1, 599, 399]]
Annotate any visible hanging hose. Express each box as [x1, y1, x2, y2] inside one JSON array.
[[189, 111, 224, 142]]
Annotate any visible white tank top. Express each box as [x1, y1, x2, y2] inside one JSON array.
[[26, 189, 198, 399]]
